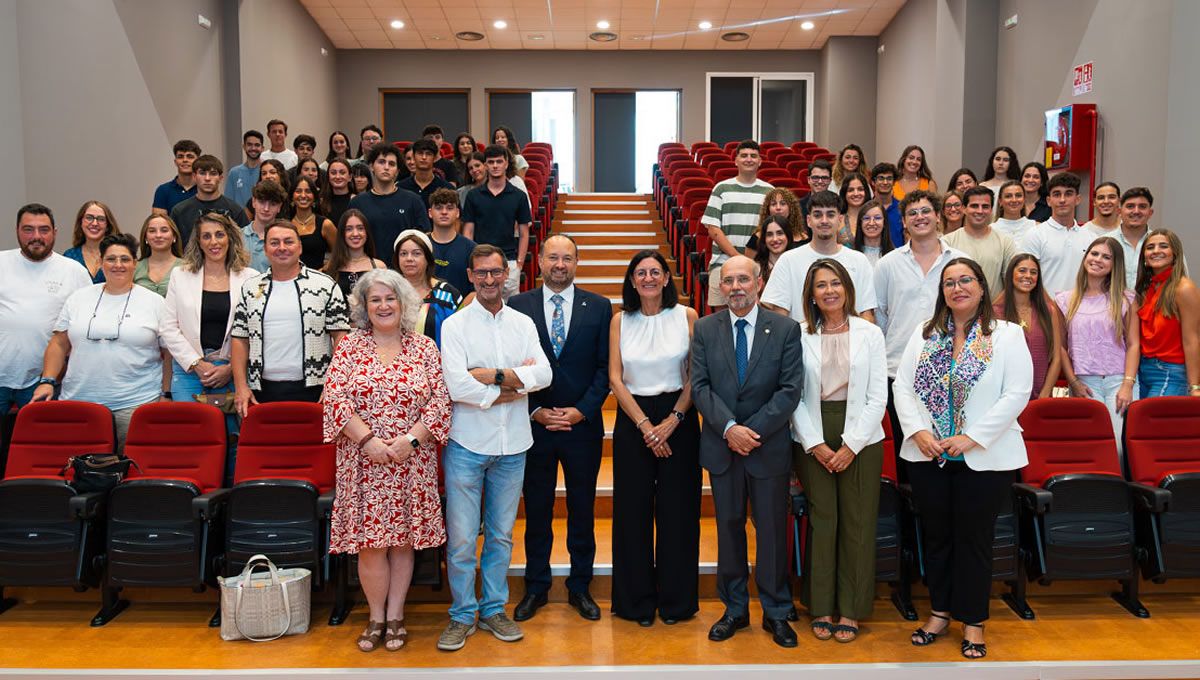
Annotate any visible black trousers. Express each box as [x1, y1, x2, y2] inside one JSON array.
[[611, 391, 701, 621], [254, 379, 322, 404], [886, 378, 906, 483], [907, 459, 1014, 624], [521, 428, 603, 595]]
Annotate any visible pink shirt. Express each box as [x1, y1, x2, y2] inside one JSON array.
[[1055, 290, 1134, 377]]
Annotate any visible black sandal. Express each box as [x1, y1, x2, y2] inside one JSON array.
[[961, 623, 987, 659], [911, 613, 950, 646]]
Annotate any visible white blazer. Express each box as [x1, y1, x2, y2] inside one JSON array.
[[159, 265, 260, 368], [790, 316, 888, 454], [893, 319, 1032, 471]]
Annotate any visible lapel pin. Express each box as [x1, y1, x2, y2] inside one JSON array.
[[764, 328, 771, 335]]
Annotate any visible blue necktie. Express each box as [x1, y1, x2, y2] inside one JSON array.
[[550, 294, 566, 358], [735, 319, 748, 386]]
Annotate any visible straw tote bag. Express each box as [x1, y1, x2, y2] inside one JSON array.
[[218, 554, 312, 641]]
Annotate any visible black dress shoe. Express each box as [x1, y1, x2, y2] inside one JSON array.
[[785, 607, 800, 622], [707, 613, 750, 641], [637, 615, 655, 627], [568, 591, 601, 620], [762, 617, 798, 648], [512, 592, 548, 622]]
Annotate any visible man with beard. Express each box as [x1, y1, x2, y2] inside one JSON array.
[[437, 244, 551, 651], [0, 204, 92, 412], [1084, 181, 1121, 236], [691, 255, 803, 647], [226, 130, 264, 207], [508, 234, 611, 623]]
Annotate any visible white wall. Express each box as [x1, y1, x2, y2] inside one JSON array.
[[0, 0, 28, 241]]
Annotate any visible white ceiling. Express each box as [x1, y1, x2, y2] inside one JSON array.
[[300, 0, 905, 50]]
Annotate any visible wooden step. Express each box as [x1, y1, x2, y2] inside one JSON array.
[[554, 220, 662, 232], [516, 455, 718, 519], [538, 275, 683, 298], [576, 244, 670, 260], [566, 232, 660, 246]]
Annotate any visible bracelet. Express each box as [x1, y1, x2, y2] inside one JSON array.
[[357, 431, 377, 447], [634, 416, 650, 429], [1122, 376, 1136, 383], [1191, 384, 1200, 392]]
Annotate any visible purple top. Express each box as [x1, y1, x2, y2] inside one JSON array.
[[1055, 289, 1133, 377]]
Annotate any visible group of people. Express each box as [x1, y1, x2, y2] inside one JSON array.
[[2, 126, 1195, 661]]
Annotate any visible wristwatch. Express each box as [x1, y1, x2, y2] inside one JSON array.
[[37, 376, 58, 388], [407, 435, 420, 450], [161, 391, 173, 400], [671, 409, 685, 422], [494, 369, 505, 385]]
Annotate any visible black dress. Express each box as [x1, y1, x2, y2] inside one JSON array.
[[298, 215, 328, 270]]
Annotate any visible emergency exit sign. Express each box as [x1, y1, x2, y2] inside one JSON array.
[[1073, 62, 1093, 96]]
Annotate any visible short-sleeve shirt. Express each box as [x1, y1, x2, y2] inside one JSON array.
[[349, 189, 432, 264], [761, 244, 878, 317], [461, 183, 533, 260], [225, 163, 260, 207], [1018, 218, 1095, 296], [170, 195, 251, 244], [152, 177, 196, 214], [432, 233, 477, 295], [0, 250, 93, 388], [398, 174, 453, 209], [943, 227, 1018, 295], [55, 284, 166, 410], [701, 177, 773, 269]]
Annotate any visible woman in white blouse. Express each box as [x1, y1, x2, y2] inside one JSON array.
[[160, 213, 259, 482], [790, 258, 888, 643], [893, 257, 1032, 660], [608, 249, 700, 627]]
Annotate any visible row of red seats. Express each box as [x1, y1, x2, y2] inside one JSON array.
[[3, 395, 1197, 627], [653, 141, 831, 314]]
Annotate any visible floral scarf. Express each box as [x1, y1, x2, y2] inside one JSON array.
[[913, 318, 993, 440]]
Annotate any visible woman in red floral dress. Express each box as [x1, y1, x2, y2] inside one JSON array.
[[324, 268, 451, 652]]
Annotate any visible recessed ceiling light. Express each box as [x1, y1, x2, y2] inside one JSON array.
[[431, 35, 443, 40], [721, 31, 750, 42], [528, 34, 545, 40], [698, 20, 713, 30], [456, 31, 484, 41], [589, 31, 618, 42], [800, 20, 815, 30], [390, 19, 404, 29], [630, 35, 646, 41], [596, 20, 610, 29], [493, 20, 507, 29]]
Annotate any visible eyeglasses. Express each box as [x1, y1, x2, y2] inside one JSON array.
[[809, 175, 832, 184], [906, 206, 935, 218], [102, 255, 134, 265], [634, 269, 664, 280], [86, 289, 133, 341], [82, 214, 108, 224], [942, 276, 978, 290], [472, 268, 507, 280]]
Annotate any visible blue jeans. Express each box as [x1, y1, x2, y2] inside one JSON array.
[[1078, 374, 1138, 460], [1138, 357, 1188, 398], [443, 439, 526, 624], [0, 383, 37, 414], [172, 359, 240, 485]]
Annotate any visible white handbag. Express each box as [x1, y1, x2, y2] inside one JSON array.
[[218, 554, 312, 641]]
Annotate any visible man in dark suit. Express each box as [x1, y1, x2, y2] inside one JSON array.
[[508, 234, 612, 621], [691, 255, 804, 648]]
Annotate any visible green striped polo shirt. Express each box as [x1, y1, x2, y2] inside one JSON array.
[[701, 177, 774, 268]]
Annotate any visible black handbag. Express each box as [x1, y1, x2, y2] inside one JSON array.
[[60, 453, 142, 493]]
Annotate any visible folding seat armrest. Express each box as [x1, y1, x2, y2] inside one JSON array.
[[1013, 483, 1052, 514], [69, 491, 107, 519], [192, 488, 232, 520], [790, 492, 807, 517], [1127, 482, 1170, 513], [318, 490, 336, 519]]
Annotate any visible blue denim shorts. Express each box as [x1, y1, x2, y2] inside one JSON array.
[[1137, 357, 1188, 398]]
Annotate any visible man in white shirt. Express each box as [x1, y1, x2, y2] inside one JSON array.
[[1019, 172, 1093, 295], [437, 243, 552, 652], [761, 190, 876, 322], [0, 204, 92, 412], [701, 140, 773, 310], [943, 186, 1017, 294], [1111, 187, 1159, 289], [260, 119, 298, 170], [875, 190, 966, 379], [1084, 181, 1121, 235]]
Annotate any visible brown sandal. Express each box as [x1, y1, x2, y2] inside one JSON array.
[[385, 619, 408, 651], [357, 620, 386, 652]]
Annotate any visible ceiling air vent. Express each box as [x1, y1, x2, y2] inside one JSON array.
[[721, 31, 750, 42], [455, 31, 484, 41], [589, 31, 618, 42]]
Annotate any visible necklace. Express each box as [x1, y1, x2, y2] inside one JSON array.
[[824, 317, 849, 332]]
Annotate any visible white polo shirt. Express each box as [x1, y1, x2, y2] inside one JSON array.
[[1019, 218, 1095, 295]]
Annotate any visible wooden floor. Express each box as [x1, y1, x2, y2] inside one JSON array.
[[2, 591, 1200, 672]]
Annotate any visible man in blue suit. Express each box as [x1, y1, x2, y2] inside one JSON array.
[[508, 234, 612, 621]]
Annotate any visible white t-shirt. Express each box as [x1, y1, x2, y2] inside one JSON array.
[[1019, 218, 1095, 296], [761, 243, 878, 318], [992, 217, 1034, 242], [56, 284, 165, 410], [0, 250, 93, 388], [261, 148, 299, 170], [261, 278, 305, 381]]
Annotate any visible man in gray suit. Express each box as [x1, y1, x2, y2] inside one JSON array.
[[691, 255, 804, 648]]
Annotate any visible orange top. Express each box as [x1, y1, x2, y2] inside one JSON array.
[[892, 177, 930, 202], [1139, 269, 1185, 363]]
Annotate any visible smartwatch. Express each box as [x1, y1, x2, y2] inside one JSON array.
[[37, 376, 58, 388], [407, 435, 420, 450], [494, 369, 505, 386], [671, 409, 685, 422]]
